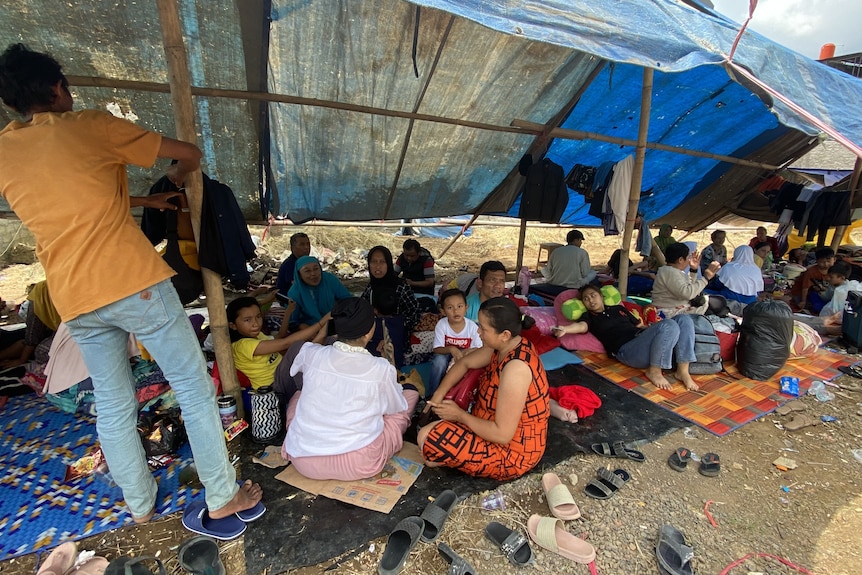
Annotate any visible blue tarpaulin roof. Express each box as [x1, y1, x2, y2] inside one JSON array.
[[2, 0, 861, 228]]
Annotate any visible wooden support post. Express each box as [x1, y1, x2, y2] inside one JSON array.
[[157, 0, 243, 417], [618, 67, 655, 299], [515, 218, 528, 278], [437, 212, 480, 259]]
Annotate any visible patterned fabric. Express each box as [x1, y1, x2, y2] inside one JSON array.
[[0, 396, 195, 561], [578, 348, 844, 436], [422, 339, 550, 479]]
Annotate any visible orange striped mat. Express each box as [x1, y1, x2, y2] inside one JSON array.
[[577, 349, 845, 436]]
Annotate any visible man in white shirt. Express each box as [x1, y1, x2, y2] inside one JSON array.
[[543, 230, 597, 289]]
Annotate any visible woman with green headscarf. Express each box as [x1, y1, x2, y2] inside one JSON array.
[[654, 224, 676, 255], [286, 256, 351, 328]]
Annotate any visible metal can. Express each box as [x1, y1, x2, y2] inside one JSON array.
[[217, 394, 237, 430]]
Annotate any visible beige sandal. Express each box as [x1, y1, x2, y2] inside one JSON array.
[[784, 413, 818, 431], [66, 557, 109, 575], [776, 399, 806, 416], [541, 473, 581, 520], [36, 542, 78, 575], [526, 515, 596, 564]]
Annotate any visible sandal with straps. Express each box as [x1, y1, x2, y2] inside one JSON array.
[[437, 543, 477, 575], [419, 489, 459, 542], [527, 515, 596, 564], [484, 521, 534, 566], [584, 467, 630, 500], [541, 472, 581, 520]]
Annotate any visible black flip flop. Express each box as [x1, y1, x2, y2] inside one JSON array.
[[419, 489, 459, 542], [584, 467, 630, 500], [698, 453, 721, 477], [667, 448, 691, 472], [177, 536, 225, 575], [437, 542, 478, 575], [484, 521, 534, 566], [377, 516, 424, 575], [839, 365, 862, 379], [655, 525, 694, 575], [591, 440, 646, 462]]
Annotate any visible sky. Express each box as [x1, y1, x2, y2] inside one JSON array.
[[711, 0, 862, 59]]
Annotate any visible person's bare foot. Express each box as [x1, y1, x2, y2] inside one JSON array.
[[645, 366, 672, 390], [208, 480, 263, 519], [132, 506, 155, 524], [676, 372, 700, 391]]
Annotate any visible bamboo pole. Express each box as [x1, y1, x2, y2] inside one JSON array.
[[156, 0, 243, 417], [437, 213, 482, 259], [618, 68, 655, 299], [831, 156, 862, 252], [515, 218, 528, 274], [67, 73, 779, 170], [511, 120, 781, 171]]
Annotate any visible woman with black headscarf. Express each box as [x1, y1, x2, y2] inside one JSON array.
[[361, 245, 420, 333]]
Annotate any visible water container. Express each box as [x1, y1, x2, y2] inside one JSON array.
[[518, 266, 531, 296]]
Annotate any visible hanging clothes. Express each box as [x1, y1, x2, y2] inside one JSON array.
[[605, 155, 634, 235]]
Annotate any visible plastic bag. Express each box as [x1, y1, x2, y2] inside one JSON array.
[[736, 299, 793, 380], [138, 407, 187, 456]]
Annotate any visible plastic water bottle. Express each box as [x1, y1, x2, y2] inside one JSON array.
[[518, 266, 531, 296]]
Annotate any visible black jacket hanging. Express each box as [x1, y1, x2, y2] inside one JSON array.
[[517, 155, 569, 223]]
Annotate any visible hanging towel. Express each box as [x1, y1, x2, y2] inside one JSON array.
[[606, 155, 634, 233]]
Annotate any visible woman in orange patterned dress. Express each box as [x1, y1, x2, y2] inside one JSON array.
[[417, 297, 550, 480]]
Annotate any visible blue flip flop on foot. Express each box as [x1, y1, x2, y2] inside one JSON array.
[[182, 500, 247, 541], [234, 480, 266, 522]]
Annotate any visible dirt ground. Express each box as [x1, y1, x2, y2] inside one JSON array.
[[2, 223, 862, 575]]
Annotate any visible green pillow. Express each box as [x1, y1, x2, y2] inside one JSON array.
[[561, 298, 587, 321]]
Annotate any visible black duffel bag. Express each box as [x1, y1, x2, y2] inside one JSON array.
[[736, 299, 793, 381]]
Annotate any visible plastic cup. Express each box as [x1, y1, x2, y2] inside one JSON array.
[[481, 490, 506, 511]]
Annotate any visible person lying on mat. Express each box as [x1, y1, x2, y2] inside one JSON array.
[[417, 297, 550, 480], [227, 296, 328, 394], [553, 284, 700, 392], [280, 297, 420, 481], [651, 242, 720, 318]]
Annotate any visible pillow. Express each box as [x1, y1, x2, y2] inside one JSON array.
[[789, 320, 822, 360], [523, 306, 556, 335], [600, 285, 622, 306], [552, 289, 605, 353], [561, 298, 587, 321]]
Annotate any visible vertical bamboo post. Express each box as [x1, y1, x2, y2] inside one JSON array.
[[515, 218, 528, 276], [157, 0, 243, 417], [618, 67, 654, 299]]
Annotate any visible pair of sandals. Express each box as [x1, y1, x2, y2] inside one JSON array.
[[667, 447, 720, 477], [104, 537, 220, 575], [483, 473, 595, 567], [378, 490, 465, 575], [181, 481, 267, 541], [775, 400, 819, 432]]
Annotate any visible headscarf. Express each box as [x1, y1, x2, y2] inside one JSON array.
[[27, 281, 61, 331], [717, 246, 763, 296], [654, 224, 676, 254], [366, 246, 400, 290], [332, 297, 375, 340], [287, 256, 348, 324]]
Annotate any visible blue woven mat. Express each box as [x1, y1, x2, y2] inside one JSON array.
[[0, 395, 196, 560]]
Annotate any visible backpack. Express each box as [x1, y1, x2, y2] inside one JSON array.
[[687, 314, 723, 375]]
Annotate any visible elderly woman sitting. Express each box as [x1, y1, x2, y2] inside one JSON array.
[[287, 255, 351, 329], [280, 297, 420, 480], [705, 245, 763, 305], [651, 242, 720, 318], [553, 284, 701, 391]]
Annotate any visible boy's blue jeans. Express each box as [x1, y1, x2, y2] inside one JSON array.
[[66, 279, 237, 517], [428, 353, 452, 398]]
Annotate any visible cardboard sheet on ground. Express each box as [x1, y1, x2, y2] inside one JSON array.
[[274, 443, 423, 513]]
